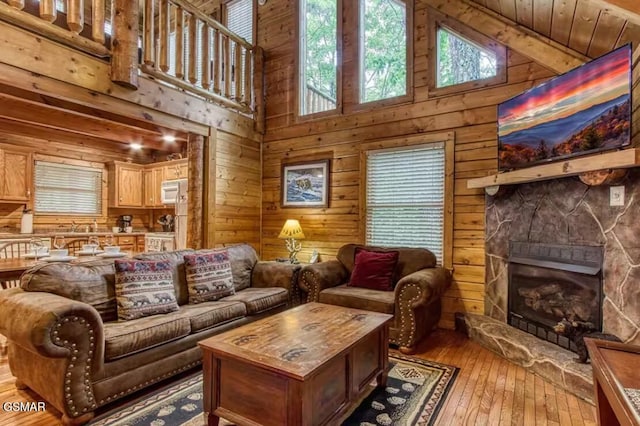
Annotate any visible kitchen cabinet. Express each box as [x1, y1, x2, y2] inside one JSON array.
[[0, 149, 32, 202], [143, 166, 164, 207], [162, 159, 188, 181], [108, 162, 144, 208]]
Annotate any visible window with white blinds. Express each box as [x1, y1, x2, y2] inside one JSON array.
[[365, 143, 445, 263], [34, 162, 103, 215], [225, 0, 254, 44]]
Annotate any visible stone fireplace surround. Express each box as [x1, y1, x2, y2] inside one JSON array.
[[465, 169, 640, 401]]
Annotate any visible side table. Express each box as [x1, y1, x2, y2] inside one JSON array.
[[585, 338, 640, 425]]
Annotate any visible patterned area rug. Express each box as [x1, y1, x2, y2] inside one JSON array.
[[90, 354, 458, 426]]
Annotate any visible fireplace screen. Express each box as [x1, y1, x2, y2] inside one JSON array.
[[508, 242, 603, 351]]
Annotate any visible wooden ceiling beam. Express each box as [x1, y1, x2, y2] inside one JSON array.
[[589, 0, 640, 27], [0, 92, 176, 151], [423, 0, 588, 73]]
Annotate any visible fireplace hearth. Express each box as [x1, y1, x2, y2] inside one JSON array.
[[508, 241, 603, 352]]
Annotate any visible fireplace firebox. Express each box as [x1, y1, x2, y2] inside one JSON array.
[[507, 241, 604, 352]]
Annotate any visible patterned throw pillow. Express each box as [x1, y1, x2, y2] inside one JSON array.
[[184, 250, 235, 304], [114, 259, 179, 320]]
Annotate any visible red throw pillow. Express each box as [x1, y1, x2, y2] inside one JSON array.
[[348, 248, 399, 291]]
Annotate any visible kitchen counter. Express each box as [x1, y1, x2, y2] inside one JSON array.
[[0, 232, 150, 239]]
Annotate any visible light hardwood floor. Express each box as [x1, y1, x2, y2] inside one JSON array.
[[0, 330, 596, 425]]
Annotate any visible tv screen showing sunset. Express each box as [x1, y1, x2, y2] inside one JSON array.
[[498, 45, 631, 171]]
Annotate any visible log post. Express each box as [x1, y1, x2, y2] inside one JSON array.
[[67, 0, 84, 33], [92, 0, 105, 44], [201, 24, 211, 89], [6, 1, 25, 10], [188, 14, 197, 84], [223, 35, 231, 98], [213, 30, 220, 94], [159, 0, 170, 72], [187, 133, 205, 250], [143, 0, 154, 65], [243, 47, 251, 105], [234, 42, 242, 100], [175, 7, 185, 79], [39, 0, 56, 23], [111, 0, 140, 89]]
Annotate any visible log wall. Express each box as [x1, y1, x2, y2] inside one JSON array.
[[259, 0, 557, 328]]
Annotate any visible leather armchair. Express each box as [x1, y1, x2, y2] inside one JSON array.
[[299, 244, 451, 353]]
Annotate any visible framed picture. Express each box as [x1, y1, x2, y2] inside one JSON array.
[[281, 159, 330, 208]]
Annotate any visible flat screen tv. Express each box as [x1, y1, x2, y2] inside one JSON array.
[[498, 44, 631, 171]]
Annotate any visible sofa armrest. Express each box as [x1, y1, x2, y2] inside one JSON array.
[[394, 267, 451, 307], [299, 260, 349, 302], [0, 288, 105, 373], [252, 261, 301, 291]]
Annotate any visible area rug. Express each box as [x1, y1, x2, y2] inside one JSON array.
[[90, 354, 458, 426]]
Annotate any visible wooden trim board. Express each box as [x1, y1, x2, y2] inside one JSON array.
[[467, 148, 640, 189]]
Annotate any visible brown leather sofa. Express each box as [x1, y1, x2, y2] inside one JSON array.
[[0, 244, 297, 425], [299, 244, 451, 353]]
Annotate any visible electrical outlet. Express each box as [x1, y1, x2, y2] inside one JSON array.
[[610, 186, 625, 206]]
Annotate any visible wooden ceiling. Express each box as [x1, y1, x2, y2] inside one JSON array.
[[467, 0, 640, 59], [0, 85, 188, 164]]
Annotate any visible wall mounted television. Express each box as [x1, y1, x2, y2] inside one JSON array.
[[498, 44, 631, 171]]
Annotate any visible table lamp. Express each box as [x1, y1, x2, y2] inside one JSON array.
[[278, 219, 305, 264]]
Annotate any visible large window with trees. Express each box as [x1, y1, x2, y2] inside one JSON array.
[[299, 0, 339, 116], [359, 0, 408, 104]]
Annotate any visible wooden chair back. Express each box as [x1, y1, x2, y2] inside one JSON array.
[[0, 240, 32, 289]]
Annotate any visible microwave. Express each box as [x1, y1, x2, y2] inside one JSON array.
[[160, 179, 187, 204]]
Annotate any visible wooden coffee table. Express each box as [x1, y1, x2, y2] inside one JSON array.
[[198, 302, 392, 426]]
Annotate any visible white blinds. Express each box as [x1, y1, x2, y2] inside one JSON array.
[[366, 143, 445, 263], [226, 0, 254, 44], [34, 161, 103, 215]]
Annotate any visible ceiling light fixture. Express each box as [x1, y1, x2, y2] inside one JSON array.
[[163, 135, 177, 143], [130, 142, 143, 150]]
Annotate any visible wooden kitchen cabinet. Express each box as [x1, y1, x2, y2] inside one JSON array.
[[143, 166, 164, 207], [0, 148, 32, 202], [162, 159, 188, 181], [108, 162, 144, 208]]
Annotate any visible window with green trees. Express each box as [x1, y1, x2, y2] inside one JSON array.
[[359, 0, 407, 103], [299, 0, 339, 116], [436, 26, 497, 88]]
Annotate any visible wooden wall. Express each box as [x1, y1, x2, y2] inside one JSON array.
[[259, 0, 558, 328]]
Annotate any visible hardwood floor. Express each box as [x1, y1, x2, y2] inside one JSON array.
[[0, 330, 597, 425]]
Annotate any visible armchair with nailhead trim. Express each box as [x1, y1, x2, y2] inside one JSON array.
[[298, 244, 451, 354]]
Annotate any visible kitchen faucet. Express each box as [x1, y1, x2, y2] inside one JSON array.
[[70, 221, 79, 232]]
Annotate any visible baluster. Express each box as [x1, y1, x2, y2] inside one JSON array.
[[6, 1, 25, 10], [243, 47, 252, 105], [39, 0, 56, 22], [201, 24, 210, 90], [223, 35, 231, 98], [234, 42, 242, 100], [212, 29, 220, 94], [67, 0, 84, 34], [159, 0, 170, 72], [143, 0, 154, 65], [175, 6, 184, 79], [92, 0, 105, 44], [188, 14, 197, 84]]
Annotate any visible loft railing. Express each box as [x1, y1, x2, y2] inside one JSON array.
[[0, 0, 110, 57], [140, 0, 256, 114]]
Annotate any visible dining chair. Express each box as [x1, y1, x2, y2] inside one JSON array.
[[0, 240, 32, 289], [65, 239, 90, 256]]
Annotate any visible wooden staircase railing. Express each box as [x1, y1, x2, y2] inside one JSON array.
[[139, 0, 257, 114], [0, 0, 109, 57]]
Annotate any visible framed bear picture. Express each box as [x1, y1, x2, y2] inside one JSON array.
[[281, 159, 330, 208]]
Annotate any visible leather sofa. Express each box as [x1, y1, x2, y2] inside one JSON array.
[[0, 244, 297, 425], [299, 244, 451, 353]]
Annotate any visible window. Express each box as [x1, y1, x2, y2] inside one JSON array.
[[365, 144, 445, 262], [428, 10, 506, 96], [225, 0, 254, 44], [299, 0, 339, 116], [359, 0, 408, 103], [34, 161, 103, 215], [437, 27, 497, 88]]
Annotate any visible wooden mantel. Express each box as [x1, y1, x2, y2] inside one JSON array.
[[467, 148, 640, 189]]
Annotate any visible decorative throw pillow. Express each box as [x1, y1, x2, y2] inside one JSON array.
[[348, 248, 399, 291], [114, 259, 179, 320], [184, 249, 235, 303]]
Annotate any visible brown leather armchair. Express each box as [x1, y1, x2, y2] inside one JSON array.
[[299, 244, 451, 353]]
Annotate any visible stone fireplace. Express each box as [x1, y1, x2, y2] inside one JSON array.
[[507, 241, 603, 352]]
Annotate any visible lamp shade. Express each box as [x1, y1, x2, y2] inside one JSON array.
[[278, 219, 305, 239]]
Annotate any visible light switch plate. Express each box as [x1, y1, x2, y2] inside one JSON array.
[[610, 186, 625, 206]]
